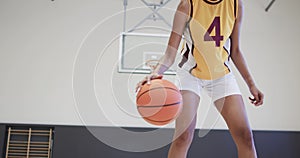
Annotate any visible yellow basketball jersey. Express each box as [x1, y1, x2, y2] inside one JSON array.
[[178, 0, 238, 80]]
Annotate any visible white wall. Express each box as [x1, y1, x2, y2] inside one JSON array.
[[0, 0, 300, 131]]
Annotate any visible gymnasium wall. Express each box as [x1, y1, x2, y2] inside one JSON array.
[[0, 0, 300, 132]]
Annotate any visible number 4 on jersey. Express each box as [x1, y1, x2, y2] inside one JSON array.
[[204, 17, 223, 47]]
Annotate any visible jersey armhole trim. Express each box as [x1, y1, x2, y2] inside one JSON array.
[[234, 0, 238, 19], [187, 0, 193, 23]]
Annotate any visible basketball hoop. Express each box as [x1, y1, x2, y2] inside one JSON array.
[[145, 59, 160, 73]]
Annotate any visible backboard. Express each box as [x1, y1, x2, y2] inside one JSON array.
[[118, 32, 182, 75]]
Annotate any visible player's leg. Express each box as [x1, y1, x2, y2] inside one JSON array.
[[215, 95, 257, 158], [168, 90, 200, 158]]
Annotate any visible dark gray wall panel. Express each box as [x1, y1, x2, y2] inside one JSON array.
[[0, 125, 6, 157], [255, 131, 300, 158], [1, 124, 300, 158], [51, 126, 170, 158]]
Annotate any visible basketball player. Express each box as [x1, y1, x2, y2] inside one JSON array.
[[136, 0, 264, 157]]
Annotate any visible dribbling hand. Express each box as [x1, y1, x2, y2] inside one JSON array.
[[135, 73, 163, 93]]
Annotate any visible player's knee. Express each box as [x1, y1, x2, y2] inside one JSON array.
[[236, 128, 254, 149], [174, 130, 194, 148]]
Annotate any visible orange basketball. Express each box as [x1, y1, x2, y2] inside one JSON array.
[[136, 79, 182, 126]]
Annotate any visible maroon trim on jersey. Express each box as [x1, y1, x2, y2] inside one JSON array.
[[223, 46, 229, 55], [203, 0, 223, 5], [189, 0, 193, 21], [234, 0, 237, 18], [178, 43, 190, 68], [187, 26, 195, 56], [223, 46, 231, 61], [224, 62, 231, 72], [229, 36, 234, 61], [190, 44, 196, 69], [189, 64, 197, 74], [187, 22, 196, 72]]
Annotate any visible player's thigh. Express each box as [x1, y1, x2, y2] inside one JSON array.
[[174, 90, 200, 136], [214, 95, 252, 135]]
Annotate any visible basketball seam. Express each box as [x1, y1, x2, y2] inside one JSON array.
[[136, 87, 180, 101], [137, 101, 182, 108], [144, 117, 175, 123]]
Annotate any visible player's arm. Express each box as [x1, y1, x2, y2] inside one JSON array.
[[230, 0, 264, 106], [152, 0, 190, 75], [136, 0, 190, 91]]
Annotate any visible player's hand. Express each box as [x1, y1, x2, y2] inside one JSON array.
[[135, 73, 163, 93], [249, 85, 264, 106]]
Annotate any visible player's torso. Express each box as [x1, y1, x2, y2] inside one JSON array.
[[179, 0, 238, 80]]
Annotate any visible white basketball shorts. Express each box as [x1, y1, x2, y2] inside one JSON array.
[[174, 68, 242, 102]]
